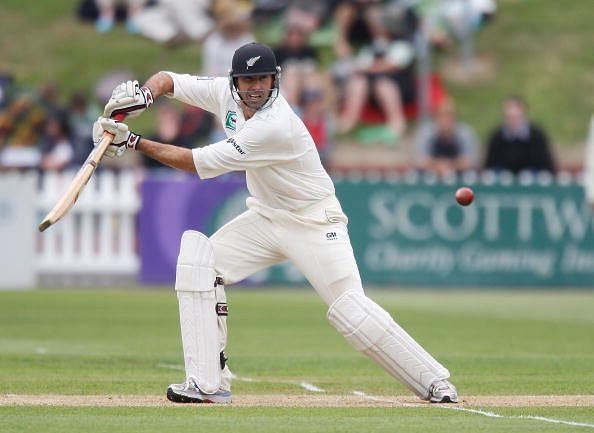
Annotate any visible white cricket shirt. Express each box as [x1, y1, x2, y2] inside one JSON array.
[[164, 73, 335, 211]]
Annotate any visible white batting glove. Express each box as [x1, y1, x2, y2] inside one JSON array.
[[103, 80, 154, 119], [92, 117, 141, 157]]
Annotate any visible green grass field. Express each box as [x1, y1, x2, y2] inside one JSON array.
[[1, 289, 593, 432]]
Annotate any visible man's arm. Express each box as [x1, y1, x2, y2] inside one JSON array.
[[92, 117, 197, 173], [136, 137, 196, 173], [143, 71, 175, 100]]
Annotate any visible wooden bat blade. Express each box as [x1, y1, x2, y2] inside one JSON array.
[[38, 131, 115, 232]]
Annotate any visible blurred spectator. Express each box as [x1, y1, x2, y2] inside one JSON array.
[[180, 106, 214, 146], [211, 0, 253, 21], [0, 73, 14, 109], [336, 2, 418, 140], [201, 4, 254, 142], [68, 91, 101, 165], [414, 100, 478, 176], [282, 1, 329, 33], [94, 0, 147, 33], [134, 0, 214, 45], [332, 0, 382, 63], [94, 69, 135, 106], [40, 113, 75, 171], [0, 94, 45, 171], [143, 101, 192, 170], [380, 0, 420, 43], [252, 0, 338, 27], [37, 81, 65, 118], [273, 18, 319, 107], [251, 0, 289, 18], [415, 0, 497, 50], [202, 5, 254, 76], [484, 96, 556, 174], [0, 114, 10, 148], [299, 80, 334, 167]]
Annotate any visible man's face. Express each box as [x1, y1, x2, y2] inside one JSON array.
[[436, 109, 455, 134], [503, 100, 526, 129], [286, 26, 307, 49], [236, 75, 274, 110]]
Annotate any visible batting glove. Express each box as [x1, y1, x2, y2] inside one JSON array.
[[92, 117, 141, 157], [103, 80, 153, 119]]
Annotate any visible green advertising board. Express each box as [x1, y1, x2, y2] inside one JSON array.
[[197, 173, 594, 287], [334, 173, 594, 287]]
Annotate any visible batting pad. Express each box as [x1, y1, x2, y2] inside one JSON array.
[[175, 230, 220, 394], [327, 290, 449, 398], [215, 278, 232, 392]]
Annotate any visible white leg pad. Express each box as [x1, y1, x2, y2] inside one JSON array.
[[215, 278, 233, 392], [327, 290, 449, 398], [175, 230, 220, 394]]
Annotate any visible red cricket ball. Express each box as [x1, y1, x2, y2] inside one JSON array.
[[455, 187, 474, 206]]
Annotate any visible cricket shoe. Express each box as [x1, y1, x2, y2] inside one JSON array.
[[427, 379, 459, 403], [166, 377, 232, 404]]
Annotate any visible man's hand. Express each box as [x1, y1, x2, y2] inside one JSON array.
[[92, 117, 141, 157], [103, 80, 154, 119]]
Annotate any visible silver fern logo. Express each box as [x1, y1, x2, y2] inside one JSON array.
[[246, 56, 261, 69]]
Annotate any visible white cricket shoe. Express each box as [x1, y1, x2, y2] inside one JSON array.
[[166, 377, 232, 404], [427, 379, 459, 403]]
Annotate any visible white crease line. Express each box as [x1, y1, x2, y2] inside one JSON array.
[[442, 406, 503, 418], [352, 390, 384, 402], [521, 415, 594, 429], [153, 366, 594, 426], [235, 376, 256, 383], [156, 363, 184, 371], [158, 365, 323, 391], [352, 390, 421, 407], [299, 382, 325, 393], [230, 373, 256, 382], [440, 405, 594, 429], [353, 391, 594, 429]]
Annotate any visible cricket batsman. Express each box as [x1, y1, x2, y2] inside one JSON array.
[[92, 42, 458, 404]]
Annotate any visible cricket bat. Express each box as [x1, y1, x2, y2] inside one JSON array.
[[38, 114, 125, 232]]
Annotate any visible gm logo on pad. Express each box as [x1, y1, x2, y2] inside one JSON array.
[[326, 232, 337, 240]]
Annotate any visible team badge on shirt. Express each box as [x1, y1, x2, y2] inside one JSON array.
[[225, 111, 237, 131]]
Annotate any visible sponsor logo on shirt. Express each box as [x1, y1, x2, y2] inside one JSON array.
[[224, 111, 237, 131], [326, 232, 337, 240], [227, 137, 245, 155]]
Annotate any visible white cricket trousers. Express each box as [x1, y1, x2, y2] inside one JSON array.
[[210, 195, 363, 306], [208, 195, 451, 398]]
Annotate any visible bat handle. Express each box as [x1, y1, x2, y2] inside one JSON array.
[[101, 113, 127, 140]]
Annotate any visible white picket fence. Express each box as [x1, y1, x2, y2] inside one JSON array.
[[37, 170, 141, 278]]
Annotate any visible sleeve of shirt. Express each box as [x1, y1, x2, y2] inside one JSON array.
[[162, 72, 226, 114], [192, 119, 295, 179]]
